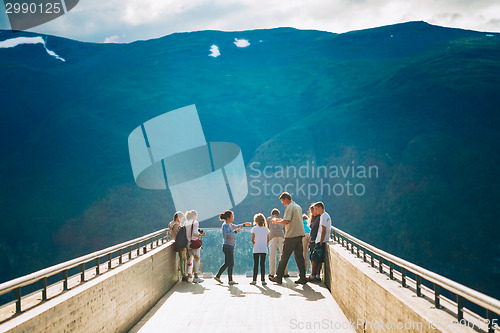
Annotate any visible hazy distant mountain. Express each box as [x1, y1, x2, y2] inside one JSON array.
[[0, 21, 498, 298]]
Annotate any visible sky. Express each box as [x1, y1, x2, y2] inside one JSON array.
[[0, 0, 499, 43]]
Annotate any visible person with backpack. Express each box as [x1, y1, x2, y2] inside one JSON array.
[[310, 202, 332, 282], [169, 211, 188, 282]]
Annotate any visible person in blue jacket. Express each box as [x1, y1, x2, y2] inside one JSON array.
[[214, 210, 251, 285]]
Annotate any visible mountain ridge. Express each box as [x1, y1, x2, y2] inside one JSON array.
[[0, 22, 498, 299]]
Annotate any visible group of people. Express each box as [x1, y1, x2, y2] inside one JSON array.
[[168, 210, 206, 283], [169, 191, 332, 286]]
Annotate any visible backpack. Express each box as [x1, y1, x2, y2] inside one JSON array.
[[175, 225, 188, 249]]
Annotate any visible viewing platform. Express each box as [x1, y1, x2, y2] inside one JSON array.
[[130, 275, 354, 332], [0, 228, 499, 333]]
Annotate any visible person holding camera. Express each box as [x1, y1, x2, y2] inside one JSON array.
[[185, 210, 205, 283]]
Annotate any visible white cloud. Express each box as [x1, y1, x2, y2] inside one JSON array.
[[234, 38, 250, 47], [209, 45, 220, 57], [104, 35, 120, 43], [121, 0, 205, 26]]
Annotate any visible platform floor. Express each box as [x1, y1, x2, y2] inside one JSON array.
[[129, 275, 355, 333]]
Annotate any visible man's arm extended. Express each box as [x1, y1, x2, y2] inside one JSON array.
[[272, 218, 290, 225]]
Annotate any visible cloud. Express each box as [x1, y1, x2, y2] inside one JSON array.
[[209, 45, 220, 57], [7, 0, 499, 43], [234, 38, 250, 47], [104, 35, 120, 43]]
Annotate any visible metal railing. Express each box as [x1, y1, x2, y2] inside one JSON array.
[[0, 228, 170, 321], [332, 227, 500, 333]]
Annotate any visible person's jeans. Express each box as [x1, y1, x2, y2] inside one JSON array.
[[276, 236, 306, 280], [268, 236, 288, 275], [253, 253, 266, 281], [216, 245, 234, 281], [302, 233, 310, 273]]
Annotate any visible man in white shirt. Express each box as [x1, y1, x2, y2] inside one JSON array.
[[315, 202, 331, 245], [310, 202, 331, 282]]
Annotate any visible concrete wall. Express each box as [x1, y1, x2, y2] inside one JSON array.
[[0, 241, 178, 333], [324, 242, 474, 333]]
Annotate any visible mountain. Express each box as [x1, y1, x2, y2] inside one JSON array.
[[0, 21, 499, 299]]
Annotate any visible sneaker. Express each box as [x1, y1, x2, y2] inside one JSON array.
[[262, 281, 267, 286], [193, 277, 204, 283], [307, 275, 315, 282], [269, 276, 282, 284], [228, 281, 238, 285], [181, 276, 189, 282], [214, 276, 222, 284], [250, 281, 256, 285], [294, 279, 307, 284], [268, 274, 274, 279]]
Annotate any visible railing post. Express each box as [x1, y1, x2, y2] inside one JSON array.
[[108, 253, 112, 270], [144, 241, 148, 254], [370, 251, 375, 268], [416, 275, 422, 296], [42, 277, 47, 301], [95, 257, 100, 275], [401, 268, 407, 287], [486, 309, 494, 333], [137, 243, 140, 256], [389, 262, 394, 280], [129, 245, 132, 260], [363, 247, 367, 262], [119, 249, 123, 264], [378, 256, 383, 273], [457, 295, 464, 321], [80, 263, 85, 283], [15, 287, 21, 313], [434, 284, 441, 308], [63, 270, 68, 290], [356, 245, 360, 258], [350, 240, 354, 254]]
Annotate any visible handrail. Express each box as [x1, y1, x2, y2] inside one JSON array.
[[0, 227, 170, 318], [332, 227, 500, 331], [0, 228, 169, 296]]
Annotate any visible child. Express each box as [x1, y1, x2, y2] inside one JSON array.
[[251, 213, 270, 285], [214, 210, 251, 285]]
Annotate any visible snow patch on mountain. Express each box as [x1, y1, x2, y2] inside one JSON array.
[[0, 36, 66, 62]]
